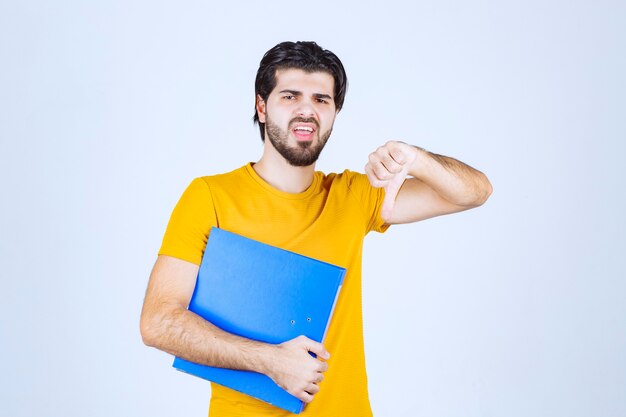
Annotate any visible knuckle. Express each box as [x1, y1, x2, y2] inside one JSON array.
[[375, 168, 389, 179], [390, 163, 402, 173], [393, 152, 405, 163]]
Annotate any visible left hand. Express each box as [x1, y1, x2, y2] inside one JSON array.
[[365, 141, 419, 221]]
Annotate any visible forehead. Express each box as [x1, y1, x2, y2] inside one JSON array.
[[272, 68, 334, 95]]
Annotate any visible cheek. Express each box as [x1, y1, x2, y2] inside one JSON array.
[[322, 112, 337, 128]]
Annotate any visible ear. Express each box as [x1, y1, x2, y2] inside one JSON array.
[[256, 95, 267, 123]]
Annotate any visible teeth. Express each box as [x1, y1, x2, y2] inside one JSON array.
[[294, 126, 313, 132]]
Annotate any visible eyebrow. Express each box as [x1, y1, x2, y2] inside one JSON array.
[[278, 90, 333, 101], [313, 93, 333, 100]]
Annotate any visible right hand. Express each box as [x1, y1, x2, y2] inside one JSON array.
[[364, 141, 419, 222], [264, 335, 330, 403]]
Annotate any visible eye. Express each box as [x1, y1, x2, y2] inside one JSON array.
[[316, 98, 328, 104], [283, 95, 296, 100]]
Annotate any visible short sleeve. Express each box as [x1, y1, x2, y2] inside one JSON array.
[[345, 171, 391, 234], [158, 177, 218, 265]]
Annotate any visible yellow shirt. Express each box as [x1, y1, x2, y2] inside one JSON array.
[[159, 163, 388, 416]]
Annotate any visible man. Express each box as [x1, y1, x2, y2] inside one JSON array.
[[140, 41, 492, 416]]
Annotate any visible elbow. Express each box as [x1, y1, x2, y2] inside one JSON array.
[[140, 310, 160, 348], [140, 304, 184, 349], [476, 178, 493, 206], [463, 176, 493, 208]]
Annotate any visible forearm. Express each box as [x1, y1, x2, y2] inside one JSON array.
[[141, 304, 275, 375], [409, 147, 492, 207], [141, 255, 329, 403]]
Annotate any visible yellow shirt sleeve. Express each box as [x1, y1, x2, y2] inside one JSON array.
[[158, 177, 218, 265]]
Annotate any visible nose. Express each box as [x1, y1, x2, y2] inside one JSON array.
[[295, 99, 315, 118]]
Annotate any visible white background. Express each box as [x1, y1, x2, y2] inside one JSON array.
[[1, 1, 624, 416]]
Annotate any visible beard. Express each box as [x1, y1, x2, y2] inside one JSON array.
[[265, 116, 333, 167]]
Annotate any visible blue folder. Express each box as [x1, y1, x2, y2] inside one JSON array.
[[173, 227, 345, 414]]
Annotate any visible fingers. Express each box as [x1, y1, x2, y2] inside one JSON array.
[[299, 336, 330, 360], [287, 372, 325, 403], [365, 141, 415, 184], [314, 372, 325, 384], [305, 383, 321, 395], [298, 391, 314, 403], [366, 141, 417, 222], [365, 162, 386, 188], [369, 148, 403, 177], [367, 151, 400, 182], [275, 336, 330, 403], [296, 377, 323, 402]]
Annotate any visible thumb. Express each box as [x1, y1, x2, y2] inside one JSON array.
[[381, 167, 408, 222], [302, 338, 330, 360]]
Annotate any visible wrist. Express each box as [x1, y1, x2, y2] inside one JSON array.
[[407, 145, 429, 178], [250, 342, 278, 376]]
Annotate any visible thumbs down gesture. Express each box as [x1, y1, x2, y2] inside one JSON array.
[[364, 141, 419, 222]]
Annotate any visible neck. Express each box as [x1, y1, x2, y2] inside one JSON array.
[[253, 141, 316, 194]]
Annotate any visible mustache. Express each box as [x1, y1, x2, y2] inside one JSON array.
[[289, 117, 319, 129]]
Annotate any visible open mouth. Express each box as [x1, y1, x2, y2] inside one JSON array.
[[291, 123, 317, 141]]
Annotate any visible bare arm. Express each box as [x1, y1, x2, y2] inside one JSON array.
[[365, 141, 492, 224], [140, 255, 329, 403]]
